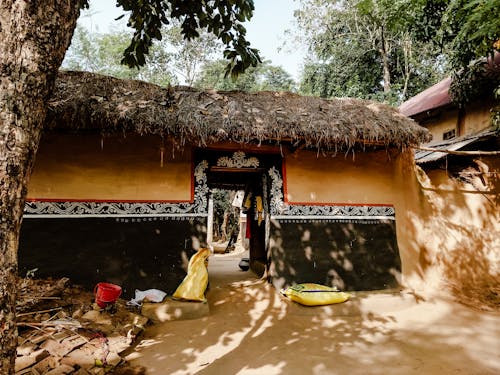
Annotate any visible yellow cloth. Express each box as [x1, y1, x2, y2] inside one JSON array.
[[282, 283, 350, 306], [173, 248, 211, 302], [256, 196, 263, 226]]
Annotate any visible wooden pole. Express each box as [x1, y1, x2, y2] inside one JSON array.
[[414, 146, 500, 156]]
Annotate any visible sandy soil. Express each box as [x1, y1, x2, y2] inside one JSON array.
[[126, 249, 500, 375]]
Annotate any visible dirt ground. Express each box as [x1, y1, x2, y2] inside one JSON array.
[[125, 249, 500, 375]]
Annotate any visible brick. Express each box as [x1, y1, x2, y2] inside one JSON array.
[[52, 330, 74, 343], [45, 364, 75, 375], [90, 367, 106, 375], [62, 334, 88, 352], [72, 368, 92, 375], [106, 336, 131, 354], [16, 342, 36, 356], [29, 331, 54, 345], [32, 356, 58, 374], [41, 339, 73, 357], [60, 345, 97, 369], [15, 349, 49, 372], [105, 352, 122, 367], [15, 368, 40, 375]]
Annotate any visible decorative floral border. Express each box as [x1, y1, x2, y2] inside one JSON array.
[[24, 161, 209, 217], [268, 166, 395, 219], [217, 151, 259, 168]]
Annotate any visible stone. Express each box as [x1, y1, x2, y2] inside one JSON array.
[[141, 297, 209, 323]]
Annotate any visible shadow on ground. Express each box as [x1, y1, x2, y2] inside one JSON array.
[[126, 254, 500, 375]]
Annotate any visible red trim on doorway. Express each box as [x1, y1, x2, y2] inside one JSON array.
[[190, 150, 195, 202], [282, 158, 289, 202]]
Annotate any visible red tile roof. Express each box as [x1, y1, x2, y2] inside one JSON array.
[[399, 77, 452, 117], [400, 53, 500, 117]]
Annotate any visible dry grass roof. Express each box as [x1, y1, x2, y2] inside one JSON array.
[[45, 70, 430, 150]]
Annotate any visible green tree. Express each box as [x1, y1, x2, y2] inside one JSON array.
[[163, 24, 223, 85], [294, 0, 447, 104], [118, 0, 261, 77], [64, 25, 177, 86], [196, 60, 296, 92], [411, 0, 500, 127], [0, 1, 260, 373]]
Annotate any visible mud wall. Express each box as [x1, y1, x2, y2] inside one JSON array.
[[19, 134, 206, 297], [396, 153, 499, 308], [462, 100, 496, 135], [19, 217, 207, 298], [269, 219, 400, 291], [284, 149, 396, 204], [423, 101, 494, 142], [28, 134, 192, 201], [269, 149, 404, 291], [424, 109, 458, 142]]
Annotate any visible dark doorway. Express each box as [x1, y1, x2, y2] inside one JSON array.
[[199, 149, 281, 277]]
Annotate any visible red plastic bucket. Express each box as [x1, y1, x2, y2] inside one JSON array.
[[94, 282, 122, 308]]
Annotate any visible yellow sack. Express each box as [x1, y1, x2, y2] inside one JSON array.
[[282, 283, 350, 306], [173, 248, 211, 302]]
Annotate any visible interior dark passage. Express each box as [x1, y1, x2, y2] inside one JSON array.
[[201, 150, 281, 277]]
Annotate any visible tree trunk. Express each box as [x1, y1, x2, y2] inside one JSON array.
[[379, 26, 391, 93], [401, 34, 412, 101], [0, 1, 81, 373]]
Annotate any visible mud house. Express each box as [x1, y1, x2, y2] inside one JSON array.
[[19, 71, 430, 297], [399, 62, 499, 308]]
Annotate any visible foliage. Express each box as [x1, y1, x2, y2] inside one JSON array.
[[116, 0, 261, 77], [294, 0, 447, 104], [162, 24, 223, 85], [64, 19, 227, 86], [63, 25, 176, 86], [195, 60, 296, 92], [411, 0, 500, 127]]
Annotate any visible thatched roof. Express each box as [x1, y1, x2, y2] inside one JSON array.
[[45, 70, 430, 150]]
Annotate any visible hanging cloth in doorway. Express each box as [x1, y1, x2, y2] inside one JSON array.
[[242, 189, 253, 213], [246, 212, 252, 239], [255, 196, 263, 226]]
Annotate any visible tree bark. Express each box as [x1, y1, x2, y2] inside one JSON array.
[[379, 26, 391, 93], [0, 1, 81, 373]]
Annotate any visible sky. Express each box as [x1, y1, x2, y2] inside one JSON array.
[[77, 0, 306, 81]]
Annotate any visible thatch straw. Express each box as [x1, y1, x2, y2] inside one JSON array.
[[45, 70, 430, 150]]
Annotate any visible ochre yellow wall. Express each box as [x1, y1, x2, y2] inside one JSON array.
[[425, 100, 496, 141], [463, 101, 494, 135], [425, 109, 458, 142], [28, 134, 192, 201], [284, 149, 397, 205], [393, 153, 499, 295], [283, 149, 426, 287]]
